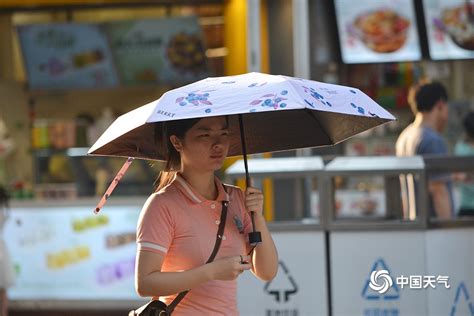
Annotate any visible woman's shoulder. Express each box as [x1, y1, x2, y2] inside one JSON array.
[[142, 184, 181, 211]]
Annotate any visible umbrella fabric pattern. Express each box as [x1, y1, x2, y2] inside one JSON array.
[[89, 72, 395, 161]]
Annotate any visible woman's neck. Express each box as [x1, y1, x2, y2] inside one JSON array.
[[179, 169, 217, 200]]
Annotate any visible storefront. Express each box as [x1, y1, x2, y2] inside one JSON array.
[[0, 0, 473, 315], [0, 1, 251, 315]]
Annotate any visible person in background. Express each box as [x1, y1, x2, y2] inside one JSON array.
[[454, 111, 474, 216], [396, 81, 454, 219]]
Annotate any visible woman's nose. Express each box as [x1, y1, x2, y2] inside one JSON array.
[[212, 135, 226, 148], [212, 139, 222, 149]]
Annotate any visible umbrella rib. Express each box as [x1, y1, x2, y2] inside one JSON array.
[[306, 109, 334, 144], [286, 80, 334, 144]]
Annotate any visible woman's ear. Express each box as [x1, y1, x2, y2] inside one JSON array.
[[170, 135, 182, 152]]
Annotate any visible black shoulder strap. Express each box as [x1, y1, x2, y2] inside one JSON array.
[[166, 185, 229, 314]]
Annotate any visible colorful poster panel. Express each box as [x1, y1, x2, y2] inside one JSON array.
[[17, 23, 118, 90], [4, 206, 140, 300], [423, 0, 474, 60], [334, 0, 422, 63], [103, 16, 208, 85]]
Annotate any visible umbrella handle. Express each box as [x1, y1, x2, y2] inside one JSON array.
[[238, 114, 262, 246]]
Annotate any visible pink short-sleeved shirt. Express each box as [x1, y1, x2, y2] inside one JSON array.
[[136, 174, 253, 316]]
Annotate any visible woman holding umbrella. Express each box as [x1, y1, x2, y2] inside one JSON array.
[[89, 72, 395, 315], [134, 116, 278, 315]]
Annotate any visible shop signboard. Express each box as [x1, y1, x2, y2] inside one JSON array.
[[334, 0, 422, 63], [237, 232, 328, 316], [4, 206, 140, 300], [103, 16, 208, 85], [17, 23, 119, 90], [423, 0, 474, 60]]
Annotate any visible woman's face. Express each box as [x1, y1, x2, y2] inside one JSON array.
[[171, 116, 230, 172]]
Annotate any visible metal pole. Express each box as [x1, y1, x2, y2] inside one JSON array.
[[238, 114, 262, 246], [238, 115, 251, 187]]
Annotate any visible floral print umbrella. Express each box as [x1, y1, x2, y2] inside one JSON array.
[[88, 72, 395, 161]]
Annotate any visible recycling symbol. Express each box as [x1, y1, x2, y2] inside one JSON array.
[[264, 260, 298, 303], [450, 282, 474, 316]]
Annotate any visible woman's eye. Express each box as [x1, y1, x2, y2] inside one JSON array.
[[199, 134, 210, 137]]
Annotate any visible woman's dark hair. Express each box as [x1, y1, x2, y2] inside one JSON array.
[[463, 111, 474, 140], [155, 118, 201, 192]]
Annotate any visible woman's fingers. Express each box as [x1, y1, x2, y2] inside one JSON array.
[[245, 187, 263, 214], [245, 199, 261, 206], [239, 255, 251, 264], [237, 255, 252, 273], [238, 263, 251, 273], [245, 187, 262, 195], [238, 263, 251, 272], [246, 199, 262, 207], [245, 193, 263, 201]]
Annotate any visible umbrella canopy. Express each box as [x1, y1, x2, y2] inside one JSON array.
[[88, 72, 395, 160]]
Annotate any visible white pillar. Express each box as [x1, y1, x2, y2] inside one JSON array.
[[292, 0, 310, 80], [246, 0, 261, 73], [292, 0, 312, 219], [293, 0, 312, 155]]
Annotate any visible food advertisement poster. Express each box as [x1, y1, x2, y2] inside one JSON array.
[[334, 0, 422, 63], [17, 23, 119, 90], [423, 0, 474, 60], [4, 207, 140, 300], [103, 16, 208, 85]]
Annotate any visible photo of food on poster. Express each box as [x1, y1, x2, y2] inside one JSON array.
[[334, 0, 422, 63], [17, 23, 119, 90], [423, 0, 474, 60], [103, 16, 208, 85]]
